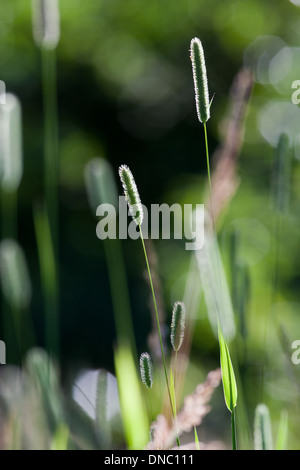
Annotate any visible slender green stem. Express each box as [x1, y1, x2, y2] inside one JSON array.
[[171, 361, 181, 448], [231, 408, 237, 450], [204, 123, 238, 451], [139, 227, 180, 446], [33, 204, 59, 359], [1, 190, 18, 361], [41, 47, 60, 359], [103, 237, 137, 359], [174, 350, 178, 387], [42, 47, 59, 258], [148, 389, 153, 424], [203, 122, 212, 195], [1, 190, 18, 239], [203, 121, 219, 244], [139, 227, 170, 402]]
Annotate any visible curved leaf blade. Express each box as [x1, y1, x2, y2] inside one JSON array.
[[218, 325, 237, 412]]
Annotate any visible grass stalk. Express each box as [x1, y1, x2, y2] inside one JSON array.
[[139, 227, 180, 446], [40, 46, 60, 358], [139, 228, 171, 407], [1, 190, 18, 240], [42, 47, 59, 255], [1, 190, 18, 357], [33, 204, 59, 359], [148, 388, 154, 424], [103, 237, 137, 358], [231, 407, 237, 450], [203, 122, 212, 197]]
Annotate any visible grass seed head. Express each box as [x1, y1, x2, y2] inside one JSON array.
[[32, 0, 60, 50], [0, 239, 32, 310], [0, 94, 23, 193], [190, 38, 210, 124], [170, 301, 186, 352], [119, 164, 144, 226], [140, 352, 153, 390]]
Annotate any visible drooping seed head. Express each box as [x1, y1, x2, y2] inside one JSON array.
[[32, 0, 60, 50], [139, 352, 153, 389], [170, 301, 186, 352], [119, 164, 144, 226], [190, 38, 210, 124]]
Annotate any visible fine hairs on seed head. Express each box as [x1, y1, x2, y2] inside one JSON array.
[[190, 37, 210, 124], [119, 164, 144, 226]]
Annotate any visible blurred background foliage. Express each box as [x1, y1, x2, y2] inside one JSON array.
[[0, 0, 300, 449]]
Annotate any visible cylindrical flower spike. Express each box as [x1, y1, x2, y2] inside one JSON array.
[[119, 164, 144, 226], [32, 0, 60, 50], [190, 38, 210, 124], [140, 352, 153, 390], [0, 94, 23, 194], [0, 239, 32, 310], [170, 301, 186, 352]]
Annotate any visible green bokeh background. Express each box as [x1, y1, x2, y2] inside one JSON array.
[[1, 0, 300, 449]]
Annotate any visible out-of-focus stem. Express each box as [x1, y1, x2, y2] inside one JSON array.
[[41, 46, 60, 358]]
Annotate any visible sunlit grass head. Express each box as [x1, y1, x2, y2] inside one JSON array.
[[139, 352, 153, 390], [32, 0, 60, 50], [118, 164, 144, 226], [170, 301, 186, 352], [190, 37, 210, 124]]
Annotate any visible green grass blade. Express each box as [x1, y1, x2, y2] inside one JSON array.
[[194, 426, 200, 450], [169, 368, 176, 419], [169, 367, 181, 447], [218, 324, 237, 412], [33, 204, 59, 358], [114, 342, 149, 450], [275, 410, 288, 450], [95, 370, 112, 448], [195, 230, 236, 341], [254, 404, 273, 450], [51, 424, 69, 450]]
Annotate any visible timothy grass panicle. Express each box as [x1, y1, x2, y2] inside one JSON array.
[[118, 164, 175, 437], [140, 352, 153, 390], [170, 301, 186, 352], [0, 93, 23, 194], [32, 0, 60, 50], [190, 38, 210, 124], [0, 239, 32, 310], [119, 164, 144, 226]]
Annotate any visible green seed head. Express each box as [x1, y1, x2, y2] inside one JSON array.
[[119, 164, 144, 226], [190, 37, 210, 124], [0, 239, 32, 310], [170, 301, 186, 352], [0, 94, 23, 193], [139, 352, 153, 389], [32, 0, 60, 50]]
